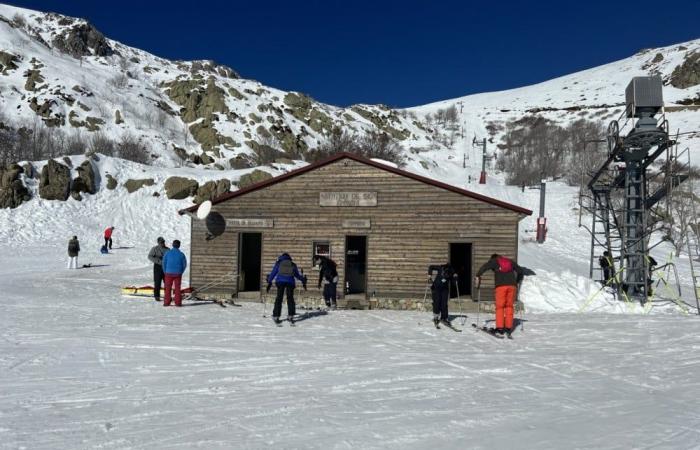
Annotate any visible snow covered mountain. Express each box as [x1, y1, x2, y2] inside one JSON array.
[[0, 3, 437, 171], [1, 3, 699, 177]]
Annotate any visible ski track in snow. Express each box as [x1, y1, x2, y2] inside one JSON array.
[[2, 247, 700, 449]]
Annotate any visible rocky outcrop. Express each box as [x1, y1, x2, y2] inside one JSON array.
[[123, 178, 155, 193], [351, 105, 411, 140], [164, 176, 199, 199], [115, 110, 123, 124], [29, 97, 65, 127], [670, 52, 700, 89], [39, 159, 71, 200], [71, 160, 97, 196], [68, 111, 105, 131], [194, 179, 231, 204], [0, 163, 31, 209], [24, 69, 45, 91], [238, 169, 272, 189], [52, 23, 115, 58], [0, 51, 19, 75], [164, 77, 228, 123], [189, 118, 235, 151], [229, 155, 253, 169], [106, 174, 118, 190]]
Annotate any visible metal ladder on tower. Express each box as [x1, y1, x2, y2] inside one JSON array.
[[681, 149, 700, 315], [621, 163, 649, 299], [589, 188, 619, 285]]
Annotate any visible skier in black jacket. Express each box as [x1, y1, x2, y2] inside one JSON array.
[[429, 263, 456, 327], [316, 256, 339, 309]]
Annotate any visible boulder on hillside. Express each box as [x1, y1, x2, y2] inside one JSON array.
[[238, 170, 272, 189], [71, 160, 97, 197], [0, 164, 31, 209], [164, 176, 199, 199], [194, 179, 231, 204], [39, 159, 71, 201], [229, 155, 253, 170], [123, 178, 155, 193], [105, 174, 118, 190]]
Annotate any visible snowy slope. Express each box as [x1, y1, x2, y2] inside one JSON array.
[[2, 245, 700, 449], [407, 39, 700, 157]]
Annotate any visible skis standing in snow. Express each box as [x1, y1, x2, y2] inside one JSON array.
[[266, 253, 307, 325], [475, 254, 524, 337], [147, 237, 169, 302], [316, 256, 338, 309], [428, 263, 457, 329], [67, 235, 80, 269]]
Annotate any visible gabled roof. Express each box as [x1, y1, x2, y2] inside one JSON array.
[[179, 152, 532, 216]]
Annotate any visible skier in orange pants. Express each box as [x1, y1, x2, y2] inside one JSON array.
[[475, 253, 524, 337]]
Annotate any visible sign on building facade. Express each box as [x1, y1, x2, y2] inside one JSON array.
[[319, 192, 377, 207]]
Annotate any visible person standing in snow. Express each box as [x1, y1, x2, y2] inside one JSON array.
[[162, 239, 187, 307], [104, 226, 115, 250], [147, 237, 169, 302], [67, 236, 80, 269], [429, 263, 456, 327], [266, 253, 307, 324], [316, 256, 339, 309], [599, 251, 613, 285], [475, 254, 524, 337]]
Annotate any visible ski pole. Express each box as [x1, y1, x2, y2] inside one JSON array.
[[456, 276, 465, 326], [517, 281, 524, 333], [476, 280, 481, 328], [262, 291, 268, 317]]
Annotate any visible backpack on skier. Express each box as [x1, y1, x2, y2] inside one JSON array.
[[496, 256, 513, 273]]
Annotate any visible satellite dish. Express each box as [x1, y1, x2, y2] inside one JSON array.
[[205, 212, 226, 240], [197, 200, 212, 220]]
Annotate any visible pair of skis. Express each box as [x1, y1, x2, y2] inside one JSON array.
[[434, 320, 462, 332], [471, 324, 512, 339], [274, 317, 296, 327]]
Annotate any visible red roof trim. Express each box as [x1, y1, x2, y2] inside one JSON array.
[[179, 152, 533, 216]]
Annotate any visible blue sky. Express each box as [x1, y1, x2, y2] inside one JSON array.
[[6, 0, 700, 107]]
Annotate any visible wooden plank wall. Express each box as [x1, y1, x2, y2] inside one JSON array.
[[189, 158, 524, 302]]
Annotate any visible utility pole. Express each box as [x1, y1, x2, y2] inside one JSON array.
[[462, 121, 467, 168], [471, 136, 487, 184], [536, 179, 547, 243]]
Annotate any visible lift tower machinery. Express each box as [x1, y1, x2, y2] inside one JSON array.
[[586, 76, 680, 301]]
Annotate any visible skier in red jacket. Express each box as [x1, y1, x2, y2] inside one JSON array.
[[475, 254, 524, 337], [104, 226, 115, 249]]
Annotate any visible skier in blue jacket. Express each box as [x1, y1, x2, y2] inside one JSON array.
[[266, 253, 307, 324], [162, 240, 187, 307]]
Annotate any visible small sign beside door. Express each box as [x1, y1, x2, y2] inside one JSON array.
[[226, 218, 274, 228], [342, 219, 371, 228]]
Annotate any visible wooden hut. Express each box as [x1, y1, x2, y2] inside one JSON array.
[[180, 153, 531, 308]]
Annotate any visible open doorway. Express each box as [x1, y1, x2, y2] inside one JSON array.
[[238, 233, 262, 291], [345, 235, 367, 294], [449, 243, 472, 297]]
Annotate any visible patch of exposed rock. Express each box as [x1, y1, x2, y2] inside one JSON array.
[[39, 159, 71, 200], [164, 176, 199, 199]]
